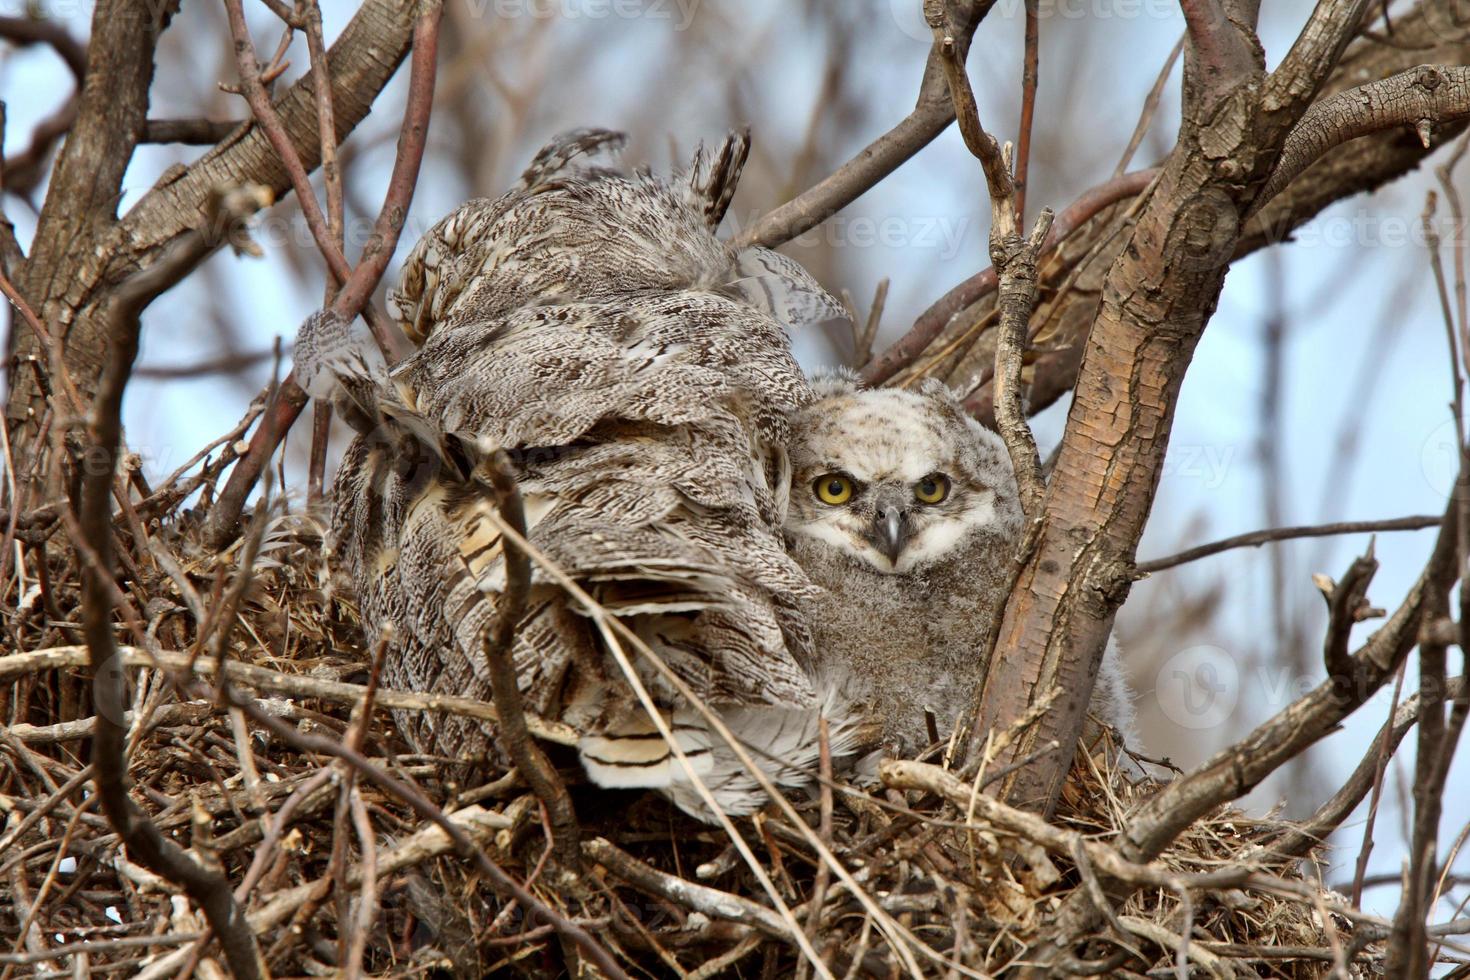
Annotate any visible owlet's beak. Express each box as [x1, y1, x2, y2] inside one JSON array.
[[867, 500, 911, 566]]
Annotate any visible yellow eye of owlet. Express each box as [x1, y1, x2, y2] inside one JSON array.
[[914, 474, 950, 504], [814, 474, 854, 505]]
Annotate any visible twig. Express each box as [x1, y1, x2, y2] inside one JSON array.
[[478, 450, 581, 869], [76, 191, 266, 980], [1351, 660, 1410, 904], [1318, 544, 1381, 681], [141, 118, 240, 144], [1014, 0, 1039, 222], [731, 2, 990, 249], [859, 168, 1157, 387], [222, 689, 632, 980], [0, 645, 580, 745], [1115, 34, 1184, 176], [1264, 674, 1461, 863], [1133, 515, 1440, 575]]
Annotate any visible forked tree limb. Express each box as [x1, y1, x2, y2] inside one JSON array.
[[1026, 495, 1461, 975], [922, 0, 1470, 429], [5, 0, 418, 435], [202, 2, 441, 551], [731, 0, 992, 249], [922, 0, 1049, 519], [1265, 676, 1465, 862], [966, 2, 1275, 816]]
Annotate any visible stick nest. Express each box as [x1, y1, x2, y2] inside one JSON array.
[[0, 500, 1385, 978]]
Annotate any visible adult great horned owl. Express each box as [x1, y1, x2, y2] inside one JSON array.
[[784, 375, 1135, 756], [320, 129, 853, 819]]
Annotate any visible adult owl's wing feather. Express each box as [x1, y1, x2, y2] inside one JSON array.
[[336, 129, 855, 819]]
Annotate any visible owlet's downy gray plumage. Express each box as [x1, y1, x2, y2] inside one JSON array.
[[784, 375, 1136, 757], [304, 128, 1134, 823]]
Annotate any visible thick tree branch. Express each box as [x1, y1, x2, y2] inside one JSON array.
[[1263, 0, 1373, 132], [11, 0, 178, 421], [1259, 64, 1470, 207]]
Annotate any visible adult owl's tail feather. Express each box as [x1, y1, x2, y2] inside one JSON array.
[[582, 685, 865, 821]]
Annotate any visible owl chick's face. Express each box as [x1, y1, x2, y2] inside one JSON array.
[[786, 380, 1023, 575]]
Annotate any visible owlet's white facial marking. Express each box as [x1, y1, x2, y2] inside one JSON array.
[[785, 377, 1022, 576]]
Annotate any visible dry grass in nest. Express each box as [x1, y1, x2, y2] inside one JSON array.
[[0, 498, 1400, 977]]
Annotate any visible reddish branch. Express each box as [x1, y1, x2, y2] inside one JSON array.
[[203, 3, 442, 551], [859, 167, 1157, 387], [1013, 0, 1039, 222]]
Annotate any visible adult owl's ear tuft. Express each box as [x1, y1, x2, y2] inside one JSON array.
[[688, 127, 751, 228], [517, 128, 628, 191]]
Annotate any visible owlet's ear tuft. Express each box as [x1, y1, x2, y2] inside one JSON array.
[[808, 367, 862, 399], [915, 377, 972, 417]]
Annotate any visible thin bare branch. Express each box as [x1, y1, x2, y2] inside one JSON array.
[[1134, 515, 1439, 575]]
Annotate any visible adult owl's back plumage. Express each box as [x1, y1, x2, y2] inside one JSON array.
[[324, 129, 851, 818]]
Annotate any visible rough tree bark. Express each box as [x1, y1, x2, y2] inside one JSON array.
[[967, 0, 1373, 812]]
